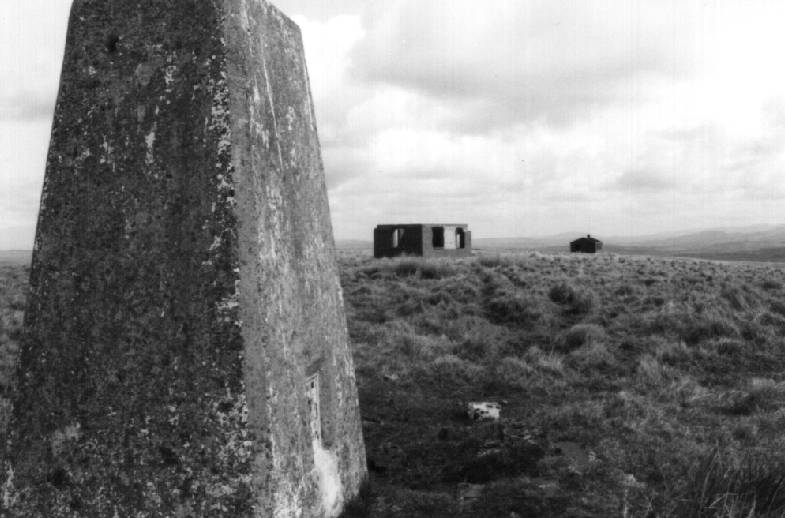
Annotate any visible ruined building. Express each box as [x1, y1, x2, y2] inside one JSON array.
[[3, 1, 365, 516], [374, 223, 472, 258], [570, 234, 603, 253]]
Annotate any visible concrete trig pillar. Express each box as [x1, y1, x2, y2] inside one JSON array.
[[2, 1, 365, 516]]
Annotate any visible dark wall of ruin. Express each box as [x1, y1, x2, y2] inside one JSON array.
[[374, 224, 471, 258], [373, 224, 424, 258], [570, 238, 602, 253], [5, 1, 365, 516]]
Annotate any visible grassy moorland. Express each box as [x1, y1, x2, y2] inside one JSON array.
[[0, 260, 27, 429], [339, 251, 785, 517], [3, 251, 785, 516]]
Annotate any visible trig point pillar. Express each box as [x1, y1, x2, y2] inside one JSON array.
[[2, 1, 365, 516]]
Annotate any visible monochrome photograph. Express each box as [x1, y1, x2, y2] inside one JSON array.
[[1, 1, 785, 516]]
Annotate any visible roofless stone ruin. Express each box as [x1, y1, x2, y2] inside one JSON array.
[[2, 1, 366, 515]]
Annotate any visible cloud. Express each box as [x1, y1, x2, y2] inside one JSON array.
[[351, 0, 698, 131], [4, 0, 785, 249], [0, 2, 68, 121], [0, 91, 55, 121], [613, 168, 676, 192], [275, 0, 365, 21], [247, 2, 785, 240]]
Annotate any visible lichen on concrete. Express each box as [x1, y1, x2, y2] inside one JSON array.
[[3, 0, 365, 516]]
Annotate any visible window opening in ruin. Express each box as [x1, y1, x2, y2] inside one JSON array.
[[432, 227, 445, 248], [305, 373, 322, 445], [392, 228, 405, 248], [456, 228, 465, 249]]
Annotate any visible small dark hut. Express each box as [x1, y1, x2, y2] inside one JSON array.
[[570, 234, 603, 253], [374, 223, 471, 258]]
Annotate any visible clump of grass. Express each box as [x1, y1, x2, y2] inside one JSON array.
[[721, 378, 785, 416], [614, 284, 637, 297], [653, 338, 692, 365], [665, 375, 710, 408], [419, 261, 457, 280], [770, 300, 785, 317], [711, 338, 745, 357], [477, 255, 515, 269], [557, 323, 606, 352], [390, 259, 459, 280], [721, 285, 757, 312], [650, 310, 738, 345], [759, 312, 785, 329], [525, 346, 565, 377], [420, 354, 486, 389], [669, 448, 785, 517], [549, 282, 574, 304], [636, 354, 671, 386], [485, 291, 542, 327], [682, 316, 738, 345], [494, 356, 535, 389], [548, 282, 596, 315], [394, 260, 420, 277], [568, 342, 616, 372]]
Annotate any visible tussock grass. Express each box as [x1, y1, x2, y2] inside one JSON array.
[[669, 448, 785, 517], [337, 251, 785, 516]]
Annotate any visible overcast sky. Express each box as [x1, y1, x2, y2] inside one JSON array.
[[2, 0, 785, 248]]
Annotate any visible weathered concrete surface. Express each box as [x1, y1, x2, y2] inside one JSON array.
[[2, 1, 365, 516]]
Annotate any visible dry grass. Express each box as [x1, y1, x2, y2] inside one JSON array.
[[339, 251, 785, 516]]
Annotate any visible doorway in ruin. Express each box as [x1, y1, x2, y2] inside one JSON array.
[[456, 227, 465, 249], [432, 227, 445, 248]]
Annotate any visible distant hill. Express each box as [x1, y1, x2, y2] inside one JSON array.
[[608, 224, 785, 250], [7, 223, 785, 263], [476, 224, 785, 262], [335, 239, 371, 251], [0, 251, 31, 265]]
